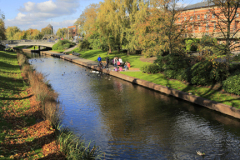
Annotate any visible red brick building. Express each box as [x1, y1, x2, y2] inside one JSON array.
[[177, 1, 240, 39], [67, 25, 78, 39]]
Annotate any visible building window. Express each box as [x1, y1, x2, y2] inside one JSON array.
[[179, 18, 180, 22], [199, 25, 201, 31], [204, 14, 207, 19], [184, 17, 186, 21], [192, 25, 194, 31], [197, 15, 200, 20], [206, 23, 209, 31], [190, 16, 193, 20], [214, 22, 216, 30], [236, 13, 239, 18], [212, 14, 215, 18]]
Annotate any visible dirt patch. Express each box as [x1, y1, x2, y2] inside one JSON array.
[[139, 56, 157, 63]]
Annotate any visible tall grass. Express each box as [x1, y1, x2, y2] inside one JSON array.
[[17, 52, 101, 160]]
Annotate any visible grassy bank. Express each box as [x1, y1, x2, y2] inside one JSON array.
[[0, 51, 62, 159], [0, 51, 100, 159], [67, 48, 151, 68], [121, 71, 240, 109]]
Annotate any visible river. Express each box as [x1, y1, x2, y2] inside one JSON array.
[[29, 54, 240, 159]]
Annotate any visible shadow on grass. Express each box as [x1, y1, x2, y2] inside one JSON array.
[[0, 51, 17, 59], [0, 75, 25, 91], [0, 94, 33, 100], [0, 61, 20, 71]]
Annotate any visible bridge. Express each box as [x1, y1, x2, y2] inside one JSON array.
[[0, 40, 57, 48]]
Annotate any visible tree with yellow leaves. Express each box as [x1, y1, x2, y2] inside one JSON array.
[[134, 0, 190, 57]]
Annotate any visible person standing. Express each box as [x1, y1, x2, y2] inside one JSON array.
[[105, 57, 109, 68], [97, 55, 102, 67]]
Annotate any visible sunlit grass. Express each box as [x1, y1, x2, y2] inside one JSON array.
[[121, 71, 240, 108], [68, 48, 151, 68]]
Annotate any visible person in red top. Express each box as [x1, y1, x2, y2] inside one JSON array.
[[127, 62, 130, 69]]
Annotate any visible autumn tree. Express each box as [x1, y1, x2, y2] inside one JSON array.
[[26, 28, 42, 40], [6, 26, 20, 40], [209, 0, 240, 75], [41, 27, 52, 35], [135, 0, 190, 57], [56, 28, 67, 39]]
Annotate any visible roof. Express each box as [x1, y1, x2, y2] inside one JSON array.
[[68, 25, 77, 29], [47, 24, 53, 28], [184, 1, 214, 10]]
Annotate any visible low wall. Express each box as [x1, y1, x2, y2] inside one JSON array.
[[41, 51, 240, 119]]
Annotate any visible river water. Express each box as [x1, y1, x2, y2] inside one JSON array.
[[29, 54, 240, 159]]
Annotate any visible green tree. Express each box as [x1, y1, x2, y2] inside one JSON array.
[[56, 28, 67, 38], [0, 19, 6, 40], [6, 26, 20, 40], [97, 0, 120, 53]]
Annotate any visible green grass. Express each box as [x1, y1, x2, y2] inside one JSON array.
[[67, 48, 151, 68], [121, 71, 240, 108]]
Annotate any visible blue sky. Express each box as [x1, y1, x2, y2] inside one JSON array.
[[0, 0, 202, 33]]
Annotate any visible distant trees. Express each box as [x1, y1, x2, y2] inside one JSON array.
[[5, 27, 43, 40], [41, 27, 52, 35]]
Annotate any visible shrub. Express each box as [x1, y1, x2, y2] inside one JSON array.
[[63, 43, 71, 49], [164, 70, 178, 79], [79, 39, 90, 51], [185, 39, 200, 52], [229, 63, 240, 75], [52, 39, 74, 50], [141, 64, 162, 74], [190, 61, 228, 85], [176, 69, 189, 81], [223, 73, 240, 95], [154, 54, 191, 71], [200, 35, 217, 46]]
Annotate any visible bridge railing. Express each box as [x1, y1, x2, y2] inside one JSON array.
[[0, 40, 56, 45]]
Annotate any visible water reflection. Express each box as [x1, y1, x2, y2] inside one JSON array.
[[29, 54, 240, 160]]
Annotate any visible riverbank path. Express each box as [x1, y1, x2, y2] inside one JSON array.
[[41, 51, 140, 72]]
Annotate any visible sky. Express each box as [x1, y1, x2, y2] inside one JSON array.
[[0, 0, 202, 33]]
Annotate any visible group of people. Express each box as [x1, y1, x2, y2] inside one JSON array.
[[97, 55, 130, 71]]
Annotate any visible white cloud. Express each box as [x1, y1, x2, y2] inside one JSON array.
[[6, 0, 80, 31]]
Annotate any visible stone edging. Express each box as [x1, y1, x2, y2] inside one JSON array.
[[41, 51, 240, 119]]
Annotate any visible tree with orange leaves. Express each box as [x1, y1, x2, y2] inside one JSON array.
[[134, 0, 190, 57]]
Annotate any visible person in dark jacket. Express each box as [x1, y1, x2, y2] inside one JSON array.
[[105, 57, 109, 68], [97, 55, 102, 66]]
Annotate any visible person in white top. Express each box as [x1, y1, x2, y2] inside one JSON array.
[[119, 57, 123, 64]]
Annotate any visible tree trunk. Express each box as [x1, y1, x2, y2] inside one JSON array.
[[226, 3, 231, 77], [108, 47, 112, 55]]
